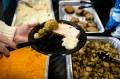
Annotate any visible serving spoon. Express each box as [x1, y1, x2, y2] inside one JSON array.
[[20, 0, 39, 8], [97, 52, 120, 64], [78, 1, 101, 9]]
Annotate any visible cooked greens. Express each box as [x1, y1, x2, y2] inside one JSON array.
[[72, 41, 120, 79]]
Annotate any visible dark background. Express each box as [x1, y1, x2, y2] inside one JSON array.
[[0, 0, 116, 79]]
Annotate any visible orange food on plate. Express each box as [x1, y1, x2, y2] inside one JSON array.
[[0, 47, 47, 79]]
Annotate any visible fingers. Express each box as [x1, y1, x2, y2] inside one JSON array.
[[27, 22, 39, 28], [0, 54, 3, 59], [0, 33, 17, 49], [0, 43, 10, 58]]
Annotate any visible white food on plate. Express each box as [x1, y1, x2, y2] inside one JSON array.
[[53, 23, 80, 49], [62, 36, 79, 49], [53, 23, 80, 38]]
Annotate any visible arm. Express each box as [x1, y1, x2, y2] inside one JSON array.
[[0, 20, 38, 58], [0, 21, 16, 58]]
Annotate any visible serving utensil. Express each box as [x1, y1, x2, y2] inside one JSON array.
[[78, 5, 95, 9], [79, 1, 96, 4], [79, 1, 100, 9], [20, 0, 39, 8], [97, 52, 120, 64]]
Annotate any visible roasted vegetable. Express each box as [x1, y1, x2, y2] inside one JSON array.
[[72, 41, 120, 79]]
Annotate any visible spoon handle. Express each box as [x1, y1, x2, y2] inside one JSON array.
[[112, 59, 120, 64], [80, 1, 94, 4], [16, 41, 33, 48], [78, 5, 95, 9]]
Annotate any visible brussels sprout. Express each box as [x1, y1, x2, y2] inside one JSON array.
[[72, 41, 120, 79], [86, 66, 92, 72], [34, 33, 42, 39], [73, 70, 79, 78]]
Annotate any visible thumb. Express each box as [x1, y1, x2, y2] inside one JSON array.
[[0, 33, 17, 49]]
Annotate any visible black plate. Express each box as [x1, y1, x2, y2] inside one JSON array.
[[28, 20, 86, 55]]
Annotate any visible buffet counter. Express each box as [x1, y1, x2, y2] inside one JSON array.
[[1, 0, 116, 79]]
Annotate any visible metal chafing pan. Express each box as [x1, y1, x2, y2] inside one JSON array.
[[45, 56, 49, 79], [11, 0, 55, 27], [66, 36, 120, 79], [11, 1, 51, 78], [59, 1, 105, 33]]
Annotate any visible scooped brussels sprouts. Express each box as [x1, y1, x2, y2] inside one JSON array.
[[72, 41, 120, 79]]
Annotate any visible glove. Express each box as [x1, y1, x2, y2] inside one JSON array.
[[105, 0, 120, 30]]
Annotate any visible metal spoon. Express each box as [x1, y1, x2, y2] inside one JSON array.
[[79, 1, 95, 4], [20, 0, 39, 8], [97, 52, 120, 64], [79, 1, 100, 9], [78, 5, 95, 9]]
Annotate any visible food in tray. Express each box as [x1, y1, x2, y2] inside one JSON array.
[[77, 21, 87, 29], [70, 17, 79, 23], [14, 0, 52, 26], [76, 20, 98, 32], [75, 8, 84, 15], [87, 21, 96, 27], [34, 19, 80, 49], [0, 47, 47, 79], [85, 13, 94, 21], [83, 10, 90, 16], [64, 5, 75, 14], [63, 5, 99, 32], [86, 26, 98, 32], [72, 41, 120, 79]]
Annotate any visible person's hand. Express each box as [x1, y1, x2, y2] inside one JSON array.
[[0, 22, 38, 59], [0, 33, 16, 59], [13, 23, 39, 43]]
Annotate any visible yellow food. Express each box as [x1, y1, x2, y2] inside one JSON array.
[[34, 33, 41, 39], [44, 19, 59, 31], [34, 19, 59, 39], [64, 5, 75, 14], [0, 47, 47, 79]]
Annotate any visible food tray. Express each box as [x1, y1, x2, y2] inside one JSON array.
[[59, 1, 105, 33], [45, 56, 50, 79], [66, 36, 120, 79], [11, 0, 55, 27]]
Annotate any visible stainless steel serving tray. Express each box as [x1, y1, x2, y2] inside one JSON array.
[[11, 0, 55, 27], [59, 1, 105, 33], [66, 36, 120, 79], [11, 1, 51, 78], [45, 56, 49, 79]]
